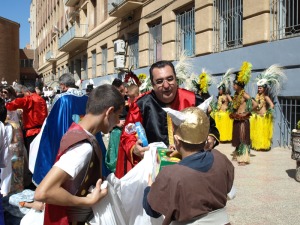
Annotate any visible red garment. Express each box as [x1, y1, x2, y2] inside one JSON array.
[[6, 93, 47, 137], [115, 89, 195, 178]]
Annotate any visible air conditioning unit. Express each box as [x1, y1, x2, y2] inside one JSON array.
[[114, 39, 126, 54], [114, 55, 125, 69]]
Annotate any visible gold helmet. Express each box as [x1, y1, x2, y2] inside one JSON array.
[[164, 107, 209, 144]]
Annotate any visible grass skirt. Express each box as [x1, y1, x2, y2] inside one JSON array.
[[213, 111, 233, 142], [250, 114, 273, 151]]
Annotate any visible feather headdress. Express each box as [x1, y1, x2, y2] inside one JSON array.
[[218, 68, 234, 93], [234, 61, 252, 87], [138, 74, 152, 93], [255, 64, 286, 98], [175, 51, 193, 86], [197, 69, 213, 94]]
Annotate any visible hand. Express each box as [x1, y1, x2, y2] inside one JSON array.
[[133, 140, 150, 158], [86, 179, 108, 206], [204, 135, 216, 150]]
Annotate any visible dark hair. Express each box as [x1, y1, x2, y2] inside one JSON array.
[[149, 60, 176, 83], [112, 78, 123, 88], [178, 138, 205, 152], [3, 86, 17, 99], [0, 98, 7, 123], [59, 73, 76, 87], [86, 84, 125, 115]]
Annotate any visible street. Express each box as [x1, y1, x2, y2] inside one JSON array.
[[218, 143, 300, 225]]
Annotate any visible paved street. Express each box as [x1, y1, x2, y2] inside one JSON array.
[[217, 143, 300, 225]]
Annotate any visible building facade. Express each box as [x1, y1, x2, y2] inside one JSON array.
[[0, 17, 20, 85], [31, 0, 300, 147]]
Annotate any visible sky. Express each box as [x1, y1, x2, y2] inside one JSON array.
[[0, 0, 31, 49]]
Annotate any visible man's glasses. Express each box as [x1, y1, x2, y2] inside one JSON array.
[[1, 91, 8, 94], [154, 76, 175, 87]]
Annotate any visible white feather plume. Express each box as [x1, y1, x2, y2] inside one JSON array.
[[255, 64, 286, 97], [175, 51, 193, 86]]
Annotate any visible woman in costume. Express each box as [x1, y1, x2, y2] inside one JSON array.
[[230, 62, 257, 166], [250, 65, 286, 151], [212, 69, 234, 142], [2, 86, 26, 194]]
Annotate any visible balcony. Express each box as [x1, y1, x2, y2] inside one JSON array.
[[64, 0, 80, 7], [58, 24, 88, 52], [45, 51, 56, 62], [108, 0, 146, 17]]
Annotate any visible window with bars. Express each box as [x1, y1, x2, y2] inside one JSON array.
[[128, 33, 139, 69], [149, 22, 162, 65], [277, 96, 300, 146], [213, 0, 243, 52], [176, 8, 195, 59], [270, 0, 300, 40], [82, 55, 88, 80], [92, 50, 97, 78], [101, 46, 107, 76]]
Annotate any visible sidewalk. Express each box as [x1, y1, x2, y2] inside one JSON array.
[[217, 143, 300, 225]]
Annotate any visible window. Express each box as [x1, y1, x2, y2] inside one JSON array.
[[20, 59, 34, 68], [82, 55, 88, 80], [149, 22, 162, 65], [128, 33, 139, 69], [213, 0, 243, 52], [101, 46, 107, 76], [176, 7, 195, 58], [92, 50, 97, 78], [270, 0, 300, 40], [277, 96, 300, 147]]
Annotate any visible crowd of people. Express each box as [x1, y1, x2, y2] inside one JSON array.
[[0, 59, 295, 225]]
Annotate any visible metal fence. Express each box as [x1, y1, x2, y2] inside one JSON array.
[[213, 0, 243, 52], [277, 97, 300, 147], [270, 0, 300, 40], [176, 7, 195, 59]]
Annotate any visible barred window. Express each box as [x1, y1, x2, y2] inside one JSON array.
[[176, 8, 195, 58], [92, 50, 97, 78], [149, 22, 162, 65], [82, 55, 88, 80], [270, 0, 300, 40], [128, 33, 139, 69], [213, 0, 243, 52], [277, 96, 300, 147], [101, 46, 107, 76]]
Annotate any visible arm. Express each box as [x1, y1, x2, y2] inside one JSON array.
[[265, 96, 274, 109], [34, 166, 107, 207], [5, 97, 28, 111], [243, 92, 258, 110], [120, 102, 149, 161]]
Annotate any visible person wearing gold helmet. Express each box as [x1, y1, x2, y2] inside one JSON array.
[[143, 106, 234, 225], [230, 62, 258, 166]]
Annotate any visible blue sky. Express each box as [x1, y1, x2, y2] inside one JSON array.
[[0, 0, 31, 49]]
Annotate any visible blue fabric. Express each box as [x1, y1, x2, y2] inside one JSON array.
[[33, 94, 89, 185], [143, 186, 161, 218], [179, 150, 214, 172], [96, 132, 111, 178]]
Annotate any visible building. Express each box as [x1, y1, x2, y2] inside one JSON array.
[[31, 0, 300, 147], [0, 17, 20, 85], [20, 48, 39, 86]]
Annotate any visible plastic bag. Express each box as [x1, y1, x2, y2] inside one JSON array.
[[107, 142, 166, 225], [20, 209, 44, 225]]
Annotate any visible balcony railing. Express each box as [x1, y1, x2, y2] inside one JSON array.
[[108, 0, 146, 17], [58, 24, 88, 52], [45, 51, 56, 62]]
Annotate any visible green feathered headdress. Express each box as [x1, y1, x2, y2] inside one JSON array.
[[234, 61, 252, 88]]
